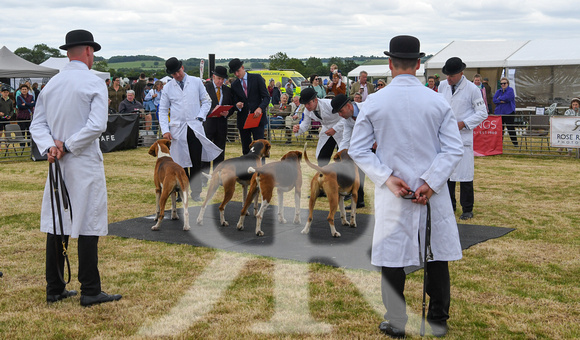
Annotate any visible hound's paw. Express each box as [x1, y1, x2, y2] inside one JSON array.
[[171, 215, 179, 221], [293, 216, 301, 224], [221, 221, 230, 227], [300, 228, 309, 234], [196, 218, 204, 225], [342, 220, 350, 226], [236, 222, 244, 230], [183, 225, 190, 231], [278, 216, 287, 224], [151, 225, 160, 231], [332, 231, 342, 238], [256, 230, 264, 237]]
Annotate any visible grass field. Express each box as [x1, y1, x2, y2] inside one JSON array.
[[0, 144, 578, 339]]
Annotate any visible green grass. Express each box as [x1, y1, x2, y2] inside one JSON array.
[[0, 145, 578, 339]]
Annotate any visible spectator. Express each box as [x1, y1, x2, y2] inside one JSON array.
[[0, 86, 14, 131], [329, 73, 346, 96], [144, 80, 163, 113], [493, 77, 518, 147], [309, 74, 326, 99], [105, 78, 111, 88], [108, 76, 126, 113], [473, 74, 488, 112], [16, 83, 35, 134], [118, 90, 144, 113], [271, 81, 282, 105], [349, 70, 375, 101], [285, 78, 295, 101], [285, 95, 304, 144], [439, 57, 488, 220], [376, 79, 387, 90], [564, 97, 580, 116], [329, 63, 341, 79], [482, 78, 493, 114], [32, 82, 41, 99], [267, 78, 275, 97], [133, 73, 147, 103], [426, 75, 438, 92], [434, 73, 441, 87]]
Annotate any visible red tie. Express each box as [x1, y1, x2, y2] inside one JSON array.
[[242, 78, 248, 96]]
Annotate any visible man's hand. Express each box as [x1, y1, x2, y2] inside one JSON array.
[[163, 132, 172, 140], [412, 182, 434, 205], [325, 128, 336, 136], [385, 175, 411, 197], [293, 124, 300, 133], [458, 121, 466, 130], [236, 102, 244, 110], [253, 107, 262, 118]]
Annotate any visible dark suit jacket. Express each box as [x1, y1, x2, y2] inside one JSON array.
[[231, 72, 270, 129], [204, 81, 235, 131]]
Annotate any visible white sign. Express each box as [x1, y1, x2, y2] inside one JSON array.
[[550, 116, 580, 148]]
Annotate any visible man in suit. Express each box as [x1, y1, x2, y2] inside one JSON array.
[[202, 65, 235, 174], [349, 70, 375, 101], [228, 58, 270, 155]]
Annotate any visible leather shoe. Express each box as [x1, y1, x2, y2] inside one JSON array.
[[80, 291, 122, 307], [379, 321, 405, 338], [429, 320, 448, 337], [459, 211, 473, 220], [190, 193, 202, 202], [47, 289, 77, 303], [0, 271, 3, 277]]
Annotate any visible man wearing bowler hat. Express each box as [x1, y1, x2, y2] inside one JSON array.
[[202, 66, 235, 175], [228, 58, 270, 155], [438, 57, 488, 221], [159, 57, 222, 201], [30, 29, 122, 306], [292, 87, 343, 168], [348, 35, 463, 338], [331, 94, 367, 208]]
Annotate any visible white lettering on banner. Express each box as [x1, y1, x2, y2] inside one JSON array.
[[100, 134, 116, 142], [477, 119, 497, 130], [550, 117, 580, 148]]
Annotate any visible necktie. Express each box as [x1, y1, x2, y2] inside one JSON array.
[[242, 78, 248, 96], [451, 85, 456, 94], [217, 87, 221, 102], [178, 81, 184, 90], [313, 110, 322, 120]]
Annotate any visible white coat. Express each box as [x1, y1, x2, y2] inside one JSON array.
[[295, 98, 343, 158], [158, 74, 222, 167], [30, 61, 109, 238], [438, 76, 488, 182], [338, 102, 363, 151], [348, 75, 464, 267]]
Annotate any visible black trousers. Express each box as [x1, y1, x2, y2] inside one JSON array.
[[201, 119, 227, 173], [317, 137, 337, 167], [501, 114, 518, 147], [46, 233, 101, 296], [357, 164, 366, 204], [447, 180, 473, 213], [381, 261, 450, 328], [239, 124, 265, 155], [186, 127, 203, 196]]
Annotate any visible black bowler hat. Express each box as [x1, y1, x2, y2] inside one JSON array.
[[165, 57, 182, 74], [59, 29, 101, 52], [331, 94, 350, 114], [441, 57, 466, 75], [228, 58, 244, 74], [299, 88, 317, 104], [213, 66, 228, 79], [384, 35, 425, 59]]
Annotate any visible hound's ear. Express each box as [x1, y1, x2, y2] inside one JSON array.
[[333, 152, 341, 162], [148, 143, 157, 157], [165, 139, 171, 149], [296, 151, 302, 160]]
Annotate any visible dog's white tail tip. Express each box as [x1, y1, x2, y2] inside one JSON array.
[[248, 167, 256, 174]]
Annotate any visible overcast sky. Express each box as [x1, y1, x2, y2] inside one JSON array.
[[2, 0, 579, 61]]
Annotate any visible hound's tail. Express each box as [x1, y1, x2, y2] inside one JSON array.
[[303, 143, 327, 174]]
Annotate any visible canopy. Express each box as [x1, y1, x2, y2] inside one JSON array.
[[0, 46, 59, 78], [40, 57, 110, 80], [424, 40, 530, 69], [506, 39, 580, 67], [348, 64, 425, 84]]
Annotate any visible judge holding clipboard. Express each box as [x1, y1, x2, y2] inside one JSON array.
[[229, 58, 271, 155], [203, 66, 235, 172]]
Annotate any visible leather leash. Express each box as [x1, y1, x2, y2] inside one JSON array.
[[402, 190, 433, 336], [48, 158, 72, 285]]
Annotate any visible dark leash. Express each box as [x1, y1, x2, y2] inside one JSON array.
[[402, 190, 433, 337], [48, 158, 72, 285]]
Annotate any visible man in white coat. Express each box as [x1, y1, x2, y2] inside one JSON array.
[[30, 29, 122, 306], [159, 57, 222, 201], [438, 57, 488, 220], [292, 87, 343, 167], [349, 35, 464, 338]]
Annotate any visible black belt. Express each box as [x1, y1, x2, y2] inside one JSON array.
[[48, 158, 72, 285], [402, 190, 432, 336]]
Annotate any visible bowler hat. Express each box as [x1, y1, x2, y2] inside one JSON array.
[[331, 94, 349, 114], [384, 35, 425, 59], [165, 57, 182, 74], [59, 29, 101, 52], [228, 58, 244, 74], [299, 88, 317, 104], [213, 66, 228, 79], [441, 57, 466, 75]]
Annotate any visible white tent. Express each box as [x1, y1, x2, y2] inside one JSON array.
[[40, 57, 110, 80], [348, 64, 425, 85], [0, 46, 59, 78]]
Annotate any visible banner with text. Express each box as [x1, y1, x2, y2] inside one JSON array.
[[100, 114, 140, 153], [550, 116, 580, 148], [473, 116, 503, 156]]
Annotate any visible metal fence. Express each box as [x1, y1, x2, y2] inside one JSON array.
[[2, 109, 579, 162]]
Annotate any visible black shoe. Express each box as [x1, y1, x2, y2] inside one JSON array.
[[0, 271, 3, 277], [191, 193, 202, 202], [379, 321, 405, 338], [80, 291, 122, 307], [318, 191, 326, 198], [47, 289, 77, 303], [176, 194, 182, 202], [343, 194, 352, 201], [429, 320, 448, 337], [459, 211, 473, 220]]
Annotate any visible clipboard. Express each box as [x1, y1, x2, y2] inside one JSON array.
[[243, 111, 263, 129], [207, 105, 233, 118]]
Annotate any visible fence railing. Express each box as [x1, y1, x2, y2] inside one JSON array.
[[2, 109, 578, 162]]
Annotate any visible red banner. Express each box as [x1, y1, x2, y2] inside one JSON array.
[[473, 116, 503, 156]]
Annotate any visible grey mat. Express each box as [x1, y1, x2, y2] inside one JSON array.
[[108, 202, 514, 272]]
